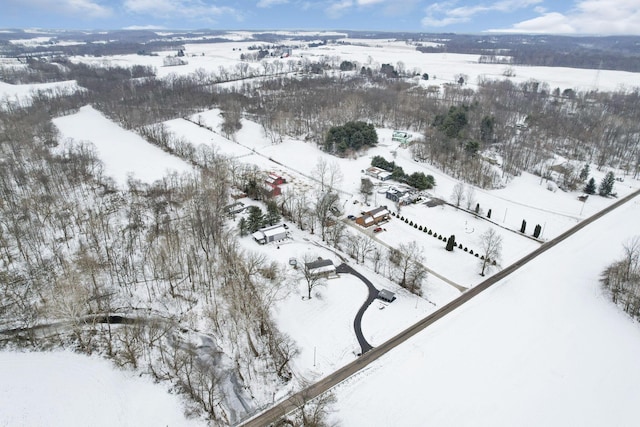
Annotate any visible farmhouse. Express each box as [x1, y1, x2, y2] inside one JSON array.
[[365, 166, 392, 181], [262, 181, 282, 197], [304, 258, 336, 277], [356, 206, 390, 227], [392, 130, 411, 145], [386, 188, 408, 203], [265, 173, 286, 186], [386, 188, 420, 205], [261, 172, 286, 197], [252, 224, 288, 244]]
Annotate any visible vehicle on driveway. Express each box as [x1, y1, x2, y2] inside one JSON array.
[[347, 214, 356, 220], [373, 227, 383, 233]]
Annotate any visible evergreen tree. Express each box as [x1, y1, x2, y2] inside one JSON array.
[[247, 206, 264, 232], [584, 177, 597, 194], [446, 234, 456, 251], [324, 121, 378, 154], [265, 199, 281, 225], [533, 224, 542, 238], [598, 172, 615, 197], [238, 217, 248, 236], [579, 163, 590, 181]]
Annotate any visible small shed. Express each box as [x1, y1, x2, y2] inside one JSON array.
[[377, 289, 396, 303], [304, 259, 336, 277]]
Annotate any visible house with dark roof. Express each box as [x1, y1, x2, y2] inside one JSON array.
[[304, 258, 336, 277]]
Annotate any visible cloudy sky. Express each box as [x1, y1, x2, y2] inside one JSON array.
[[1, 0, 639, 35]]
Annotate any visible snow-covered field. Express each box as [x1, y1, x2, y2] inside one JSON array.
[[4, 32, 640, 426], [45, 100, 640, 417], [64, 36, 640, 93], [0, 351, 206, 427], [331, 191, 640, 427], [0, 80, 81, 108], [53, 105, 194, 187]]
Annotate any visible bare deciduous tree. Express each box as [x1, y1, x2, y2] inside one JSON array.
[[388, 241, 426, 295], [301, 254, 327, 300], [360, 178, 374, 204], [451, 182, 465, 207], [479, 228, 503, 276]]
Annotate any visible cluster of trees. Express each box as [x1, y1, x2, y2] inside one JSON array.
[[585, 171, 616, 197], [0, 97, 297, 422], [416, 33, 640, 73], [601, 237, 640, 321], [371, 155, 435, 190], [239, 201, 281, 235], [323, 121, 378, 155]]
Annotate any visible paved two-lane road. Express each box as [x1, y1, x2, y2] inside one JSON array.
[[238, 188, 640, 427]]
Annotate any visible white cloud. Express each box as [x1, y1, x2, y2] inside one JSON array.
[[488, 0, 640, 34], [123, 0, 239, 21], [257, 0, 289, 7], [326, 0, 353, 18], [421, 0, 542, 28], [325, 0, 400, 18], [14, 0, 112, 18], [123, 25, 167, 30]]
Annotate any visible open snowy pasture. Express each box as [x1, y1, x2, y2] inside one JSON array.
[[304, 38, 640, 92], [63, 35, 640, 94], [53, 105, 193, 187], [164, 116, 255, 159], [331, 191, 640, 427], [0, 79, 81, 108], [370, 202, 541, 288], [0, 351, 206, 427]]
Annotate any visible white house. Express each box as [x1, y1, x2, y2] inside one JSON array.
[[304, 259, 336, 277]]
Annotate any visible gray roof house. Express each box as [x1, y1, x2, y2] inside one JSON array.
[[304, 258, 336, 277]]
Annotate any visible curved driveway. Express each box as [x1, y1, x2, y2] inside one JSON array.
[[238, 188, 640, 427], [335, 263, 378, 354]]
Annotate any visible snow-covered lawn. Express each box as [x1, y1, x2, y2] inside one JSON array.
[[0, 351, 206, 427], [331, 194, 640, 427], [53, 105, 193, 187]]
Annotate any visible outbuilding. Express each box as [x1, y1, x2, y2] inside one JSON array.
[[377, 289, 396, 303], [252, 224, 288, 244]]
